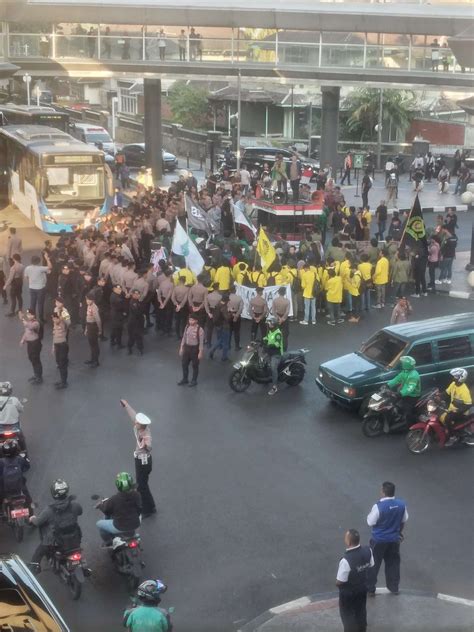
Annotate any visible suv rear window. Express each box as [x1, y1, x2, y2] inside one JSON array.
[[360, 331, 407, 367], [437, 336, 471, 362], [410, 342, 433, 365]]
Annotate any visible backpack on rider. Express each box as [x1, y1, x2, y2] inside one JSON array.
[[51, 500, 81, 550], [2, 458, 24, 496]]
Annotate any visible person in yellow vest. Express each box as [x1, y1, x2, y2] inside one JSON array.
[[232, 261, 248, 285], [362, 206, 372, 226], [326, 268, 343, 326], [248, 264, 267, 288], [173, 267, 196, 286], [357, 253, 373, 311], [280, 259, 298, 318], [299, 263, 318, 325], [326, 257, 341, 276], [373, 249, 389, 309], [203, 260, 216, 290], [214, 260, 232, 292], [347, 263, 362, 323], [340, 253, 352, 314]]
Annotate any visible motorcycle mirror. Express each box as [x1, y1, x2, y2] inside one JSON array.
[[91, 494, 100, 501]]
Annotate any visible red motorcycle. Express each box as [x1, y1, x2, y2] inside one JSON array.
[[406, 390, 474, 454]]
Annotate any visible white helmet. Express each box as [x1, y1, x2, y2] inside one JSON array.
[[450, 368, 468, 384], [135, 413, 151, 425]]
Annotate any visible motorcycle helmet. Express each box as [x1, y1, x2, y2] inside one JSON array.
[[51, 479, 69, 499], [266, 315, 278, 328], [0, 381, 13, 397], [137, 579, 167, 604], [115, 472, 134, 492], [450, 368, 468, 384], [400, 356, 416, 370], [2, 438, 20, 457]]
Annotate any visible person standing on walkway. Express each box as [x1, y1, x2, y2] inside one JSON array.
[[52, 298, 70, 389], [18, 310, 43, 384], [23, 253, 52, 323], [209, 294, 232, 361], [178, 314, 205, 387], [340, 151, 352, 186], [228, 285, 243, 351], [373, 250, 389, 309], [367, 481, 408, 596], [127, 288, 145, 356], [437, 227, 457, 285], [361, 170, 372, 209], [120, 399, 156, 518], [336, 528, 374, 632], [84, 292, 101, 368], [6, 227, 22, 260], [4, 254, 24, 316]]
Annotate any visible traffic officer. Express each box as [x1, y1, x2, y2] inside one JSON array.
[[336, 529, 374, 632], [120, 399, 156, 518], [228, 284, 243, 351], [52, 297, 70, 389], [366, 481, 408, 596], [178, 314, 205, 387], [271, 286, 290, 351], [250, 287, 268, 341], [127, 289, 144, 355]]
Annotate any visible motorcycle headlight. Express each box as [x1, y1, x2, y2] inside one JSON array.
[[427, 403, 436, 413]]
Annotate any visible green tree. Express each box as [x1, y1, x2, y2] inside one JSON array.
[[168, 81, 211, 129], [343, 88, 416, 142]]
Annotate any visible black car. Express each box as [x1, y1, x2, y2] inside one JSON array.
[[0, 554, 70, 630], [120, 143, 178, 171], [240, 146, 319, 179]]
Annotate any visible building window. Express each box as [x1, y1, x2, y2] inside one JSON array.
[[120, 94, 137, 115]]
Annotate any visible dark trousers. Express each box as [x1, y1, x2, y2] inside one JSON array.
[[54, 342, 69, 384], [86, 322, 100, 363], [414, 259, 427, 294], [205, 318, 215, 346], [179, 46, 186, 61], [367, 540, 401, 593], [27, 339, 42, 378], [190, 306, 206, 327], [428, 262, 438, 288], [157, 303, 173, 333], [10, 278, 23, 313], [182, 344, 200, 382], [110, 324, 124, 346], [134, 456, 155, 514], [290, 179, 300, 202], [280, 318, 289, 351], [29, 287, 46, 322], [31, 543, 55, 566], [361, 191, 369, 208], [175, 306, 188, 338], [210, 327, 230, 360], [128, 320, 144, 352], [229, 316, 241, 348], [341, 167, 351, 185], [277, 178, 288, 202], [251, 317, 266, 341], [339, 590, 367, 632]]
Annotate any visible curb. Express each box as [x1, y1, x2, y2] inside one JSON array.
[[238, 589, 474, 631], [386, 204, 469, 215]]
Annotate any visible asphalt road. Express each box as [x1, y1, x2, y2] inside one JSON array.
[[0, 207, 473, 632]]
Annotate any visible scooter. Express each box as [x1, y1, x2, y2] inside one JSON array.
[[0, 382, 28, 455], [124, 582, 174, 631], [45, 545, 89, 600], [406, 392, 474, 454], [361, 387, 434, 438], [93, 495, 145, 591], [229, 341, 309, 393], [1, 493, 30, 542]]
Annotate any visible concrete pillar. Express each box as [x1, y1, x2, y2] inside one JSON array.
[[144, 78, 162, 183], [320, 86, 340, 172]]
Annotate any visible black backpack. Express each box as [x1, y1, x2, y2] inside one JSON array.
[[2, 457, 23, 495], [51, 501, 81, 550]]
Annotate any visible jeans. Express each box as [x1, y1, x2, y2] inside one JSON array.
[[361, 288, 371, 310], [29, 287, 46, 322], [367, 540, 401, 593], [344, 291, 353, 313], [392, 282, 406, 301], [303, 297, 316, 323], [375, 284, 386, 306], [96, 519, 127, 542], [210, 327, 230, 360], [270, 354, 281, 386], [439, 257, 453, 280], [290, 179, 300, 202], [327, 302, 340, 323], [377, 220, 386, 240], [428, 262, 438, 287]]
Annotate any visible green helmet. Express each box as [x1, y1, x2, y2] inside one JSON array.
[[400, 355, 416, 370], [115, 472, 134, 492]]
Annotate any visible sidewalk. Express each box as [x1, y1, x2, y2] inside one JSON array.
[[436, 251, 474, 300], [239, 589, 474, 632]]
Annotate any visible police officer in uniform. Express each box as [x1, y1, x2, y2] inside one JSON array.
[[366, 481, 408, 596], [336, 529, 374, 632], [250, 286, 268, 341], [228, 284, 243, 351], [110, 284, 128, 349], [127, 289, 144, 355]]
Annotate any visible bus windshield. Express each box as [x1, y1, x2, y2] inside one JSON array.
[[85, 132, 111, 144], [44, 165, 105, 203]]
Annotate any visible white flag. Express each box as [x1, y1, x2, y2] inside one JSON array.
[[232, 200, 257, 236], [171, 220, 204, 276]]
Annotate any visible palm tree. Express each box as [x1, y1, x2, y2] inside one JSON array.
[[343, 88, 417, 142]]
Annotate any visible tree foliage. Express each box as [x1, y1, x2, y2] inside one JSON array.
[[343, 88, 416, 142], [168, 81, 211, 129]]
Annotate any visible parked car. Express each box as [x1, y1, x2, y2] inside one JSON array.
[[240, 146, 319, 179], [121, 143, 178, 171], [315, 313, 474, 415], [0, 554, 70, 630]]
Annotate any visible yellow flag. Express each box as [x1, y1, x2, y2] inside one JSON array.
[[257, 227, 276, 271]]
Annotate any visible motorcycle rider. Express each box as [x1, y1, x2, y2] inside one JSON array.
[[123, 579, 170, 631], [0, 438, 31, 507], [0, 384, 26, 452], [441, 368, 472, 434], [386, 356, 421, 423], [96, 472, 142, 543], [263, 315, 284, 396], [29, 479, 83, 572]]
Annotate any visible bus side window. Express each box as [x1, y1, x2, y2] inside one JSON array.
[[0, 137, 7, 170]]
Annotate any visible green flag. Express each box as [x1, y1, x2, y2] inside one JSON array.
[[401, 195, 427, 250]]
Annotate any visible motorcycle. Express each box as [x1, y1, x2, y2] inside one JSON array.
[[93, 495, 145, 591], [0, 382, 28, 455], [0, 493, 30, 542], [361, 387, 434, 438], [229, 342, 309, 393], [46, 546, 89, 600], [125, 589, 175, 630], [406, 391, 474, 454]]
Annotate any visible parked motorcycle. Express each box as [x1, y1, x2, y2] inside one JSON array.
[[93, 495, 144, 591], [361, 387, 434, 438], [229, 342, 309, 393], [406, 391, 474, 454], [0, 493, 30, 542]]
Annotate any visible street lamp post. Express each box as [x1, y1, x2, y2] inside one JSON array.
[[23, 74, 31, 106], [236, 70, 242, 171], [376, 87, 384, 170]]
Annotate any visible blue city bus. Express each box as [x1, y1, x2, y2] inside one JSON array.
[[0, 125, 113, 233], [0, 104, 70, 133]]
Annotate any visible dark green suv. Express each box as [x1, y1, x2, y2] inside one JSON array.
[[315, 313, 474, 413]]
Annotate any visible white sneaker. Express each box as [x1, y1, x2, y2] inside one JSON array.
[[268, 385, 278, 396], [299, 320, 309, 325], [422, 292, 428, 297], [410, 294, 420, 298], [446, 279, 452, 284], [435, 280, 442, 285], [311, 321, 316, 325]]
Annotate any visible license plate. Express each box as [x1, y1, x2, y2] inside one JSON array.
[[233, 363, 241, 369], [372, 393, 382, 401], [11, 508, 29, 518]]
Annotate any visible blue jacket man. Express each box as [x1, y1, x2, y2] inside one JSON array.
[[366, 481, 408, 595]]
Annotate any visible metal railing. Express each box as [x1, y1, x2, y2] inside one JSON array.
[[6, 31, 470, 74]]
